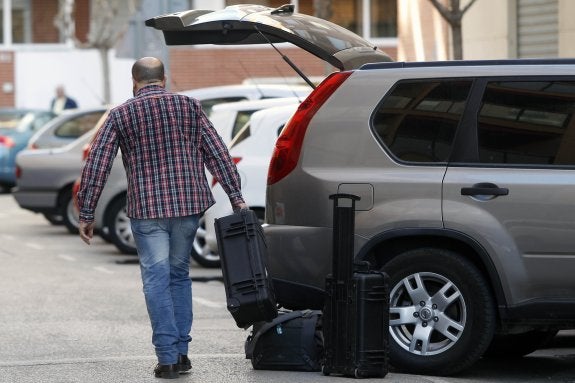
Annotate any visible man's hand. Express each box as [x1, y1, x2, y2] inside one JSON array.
[[79, 221, 95, 245], [234, 202, 249, 212]]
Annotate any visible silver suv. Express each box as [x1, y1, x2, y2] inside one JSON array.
[[264, 60, 575, 375], [147, 4, 575, 376]]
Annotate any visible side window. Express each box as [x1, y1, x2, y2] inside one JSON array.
[[478, 81, 575, 165], [372, 80, 472, 163], [229, 122, 251, 150], [231, 110, 257, 140], [55, 111, 105, 138]]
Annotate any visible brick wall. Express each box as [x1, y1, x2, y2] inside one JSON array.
[[168, 45, 397, 91], [0, 52, 15, 107], [31, 0, 60, 43]]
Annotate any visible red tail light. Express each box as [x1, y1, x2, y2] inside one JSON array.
[[211, 157, 242, 187], [15, 165, 21, 179], [267, 71, 352, 185], [0, 136, 15, 148]]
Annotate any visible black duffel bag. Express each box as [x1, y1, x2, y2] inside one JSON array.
[[245, 310, 324, 371]]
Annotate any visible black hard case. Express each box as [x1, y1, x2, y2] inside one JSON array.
[[322, 194, 389, 378], [214, 210, 278, 329]]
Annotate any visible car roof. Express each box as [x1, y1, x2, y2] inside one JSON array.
[[145, 4, 392, 71], [249, 104, 298, 134], [179, 83, 312, 99], [210, 96, 302, 113]]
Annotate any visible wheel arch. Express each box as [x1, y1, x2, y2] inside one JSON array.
[[56, 182, 75, 208], [356, 228, 507, 312], [103, 191, 127, 223]]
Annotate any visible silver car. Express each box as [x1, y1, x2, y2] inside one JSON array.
[[27, 107, 108, 149], [14, 131, 94, 231], [148, 4, 575, 376], [13, 109, 109, 231]]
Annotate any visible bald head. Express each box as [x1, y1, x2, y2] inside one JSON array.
[[132, 57, 165, 85]]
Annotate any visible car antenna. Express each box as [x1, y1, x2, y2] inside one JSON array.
[[274, 64, 304, 103], [254, 25, 316, 90], [238, 59, 265, 99]]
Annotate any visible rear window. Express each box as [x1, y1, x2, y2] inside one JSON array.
[[477, 80, 575, 165], [55, 111, 105, 138], [372, 80, 472, 163]]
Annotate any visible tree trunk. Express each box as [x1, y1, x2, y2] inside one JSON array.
[[452, 21, 463, 60], [98, 47, 111, 104], [313, 0, 332, 20]]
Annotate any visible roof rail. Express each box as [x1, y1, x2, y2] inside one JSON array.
[[361, 58, 575, 71]]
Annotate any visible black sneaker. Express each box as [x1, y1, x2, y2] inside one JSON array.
[[177, 355, 192, 373], [154, 363, 179, 379]]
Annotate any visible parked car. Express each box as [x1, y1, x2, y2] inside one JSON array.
[[181, 83, 310, 115], [13, 120, 105, 232], [79, 90, 305, 261], [27, 107, 108, 149], [197, 104, 298, 267], [147, 4, 575, 376], [0, 108, 55, 190], [208, 97, 302, 146]]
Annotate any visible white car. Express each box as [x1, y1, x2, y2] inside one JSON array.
[[91, 92, 307, 261], [181, 83, 310, 115], [194, 104, 299, 267], [208, 97, 304, 144]]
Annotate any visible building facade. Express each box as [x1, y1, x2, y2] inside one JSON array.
[[398, 0, 575, 61], [1, 0, 574, 109]]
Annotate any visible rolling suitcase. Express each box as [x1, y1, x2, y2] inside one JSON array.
[[322, 194, 388, 378], [214, 209, 278, 329]]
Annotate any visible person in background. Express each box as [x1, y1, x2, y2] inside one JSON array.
[[76, 57, 247, 379], [51, 85, 78, 114]]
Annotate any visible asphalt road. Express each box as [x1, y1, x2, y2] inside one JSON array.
[[0, 193, 574, 383]]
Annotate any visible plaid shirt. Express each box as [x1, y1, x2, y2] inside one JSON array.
[[77, 85, 244, 223]]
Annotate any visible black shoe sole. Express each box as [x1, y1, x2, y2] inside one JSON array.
[[154, 371, 179, 379], [177, 364, 191, 373]]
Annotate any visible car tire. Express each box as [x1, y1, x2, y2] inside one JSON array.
[[483, 329, 559, 358], [190, 214, 221, 268], [104, 196, 137, 255], [191, 208, 264, 268], [384, 247, 496, 376], [98, 227, 113, 243], [43, 213, 63, 225], [59, 188, 79, 234]]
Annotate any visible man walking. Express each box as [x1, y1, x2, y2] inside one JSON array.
[[77, 57, 246, 379]]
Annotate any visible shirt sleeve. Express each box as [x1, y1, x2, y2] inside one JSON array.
[[77, 114, 119, 223], [195, 100, 245, 207]]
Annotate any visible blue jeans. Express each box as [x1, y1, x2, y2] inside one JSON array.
[[130, 215, 199, 365]]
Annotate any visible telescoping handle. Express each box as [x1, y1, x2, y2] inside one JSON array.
[[329, 194, 360, 282]]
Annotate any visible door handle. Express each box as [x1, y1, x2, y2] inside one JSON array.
[[461, 183, 509, 196]]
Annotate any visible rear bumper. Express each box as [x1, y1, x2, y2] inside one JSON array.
[[12, 188, 59, 213], [0, 167, 16, 185]]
